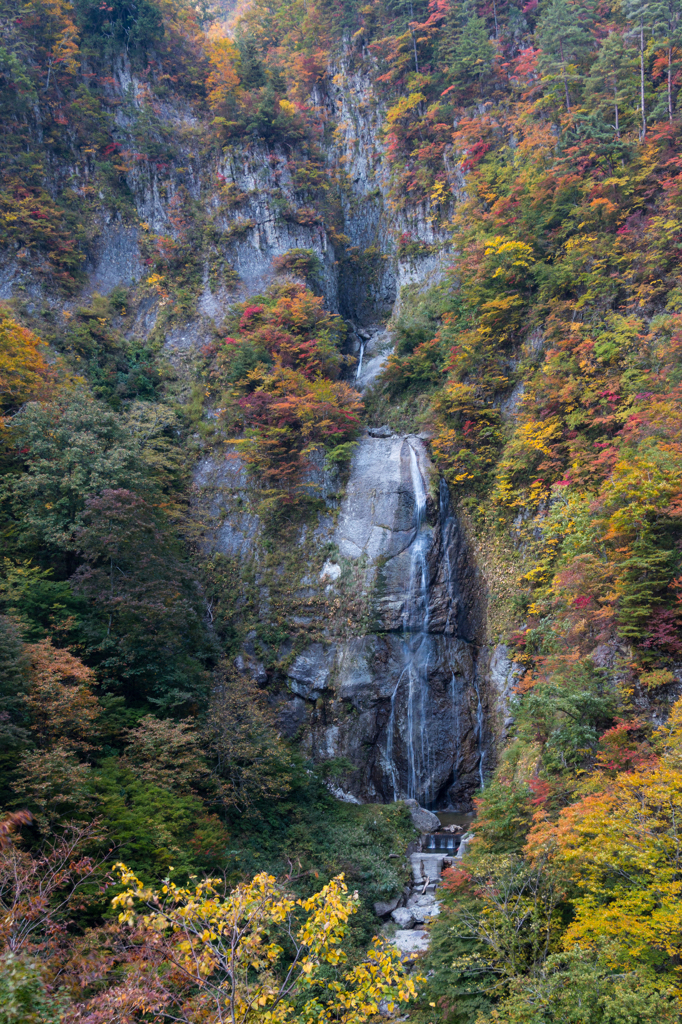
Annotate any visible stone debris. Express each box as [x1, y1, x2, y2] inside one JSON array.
[[407, 892, 437, 908], [411, 904, 439, 924], [386, 825, 474, 957], [374, 895, 401, 918], [392, 929, 430, 955]]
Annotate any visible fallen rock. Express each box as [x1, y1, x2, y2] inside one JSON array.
[[374, 895, 401, 918], [412, 904, 440, 923], [391, 907, 416, 928], [404, 799, 440, 833], [407, 893, 437, 908], [392, 929, 430, 955], [367, 425, 392, 438]]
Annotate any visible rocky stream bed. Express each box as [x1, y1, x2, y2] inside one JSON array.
[[376, 800, 473, 956]]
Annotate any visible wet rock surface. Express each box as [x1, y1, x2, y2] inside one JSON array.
[[295, 435, 489, 809]]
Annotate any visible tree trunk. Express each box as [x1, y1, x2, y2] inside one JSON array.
[[639, 18, 647, 137], [615, 88, 620, 138], [668, 44, 673, 121], [559, 40, 571, 111]]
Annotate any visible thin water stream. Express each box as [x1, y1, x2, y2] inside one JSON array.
[[403, 439, 432, 801], [377, 436, 483, 809], [355, 340, 365, 380]]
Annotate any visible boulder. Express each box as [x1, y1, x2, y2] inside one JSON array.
[[407, 893, 437, 908], [374, 895, 401, 919], [391, 907, 416, 928], [404, 799, 440, 833], [412, 904, 440, 923]]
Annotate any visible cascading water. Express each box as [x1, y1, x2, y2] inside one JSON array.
[[328, 431, 486, 809], [355, 340, 365, 380], [403, 440, 433, 801], [474, 679, 486, 790], [385, 676, 402, 800], [378, 438, 441, 804]]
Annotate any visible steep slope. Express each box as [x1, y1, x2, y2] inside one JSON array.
[[4, 0, 682, 1020]]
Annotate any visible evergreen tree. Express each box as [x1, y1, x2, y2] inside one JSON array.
[[651, 0, 682, 120], [584, 30, 638, 138], [452, 14, 496, 95], [236, 32, 265, 90], [537, 0, 596, 112], [624, 0, 670, 135], [385, 0, 429, 70]]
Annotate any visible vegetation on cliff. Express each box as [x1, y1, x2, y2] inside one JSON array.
[[2, 0, 682, 1020]]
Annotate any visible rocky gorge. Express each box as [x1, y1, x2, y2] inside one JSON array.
[[198, 377, 518, 812], [0, 43, 520, 817]]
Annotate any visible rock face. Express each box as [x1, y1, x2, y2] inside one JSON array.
[[195, 436, 491, 812], [487, 644, 525, 741], [293, 434, 489, 809]]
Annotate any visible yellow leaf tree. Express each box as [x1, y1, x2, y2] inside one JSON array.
[[99, 867, 419, 1024], [527, 696, 682, 996], [0, 309, 51, 421]]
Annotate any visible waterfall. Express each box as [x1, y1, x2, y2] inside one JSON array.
[[355, 341, 365, 380], [423, 833, 460, 851], [385, 675, 403, 800], [378, 438, 437, 804], [474, 678, 486, 790], [365, 433, 482, 809], [404, 440, 432, 801]]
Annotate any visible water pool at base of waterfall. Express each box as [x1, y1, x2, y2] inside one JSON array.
[[436, 811, 475, 829]]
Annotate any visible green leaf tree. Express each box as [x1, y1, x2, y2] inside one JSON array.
[[537, 0, 596, 112]]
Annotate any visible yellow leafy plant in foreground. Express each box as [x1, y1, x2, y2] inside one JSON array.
[[110, 866, 419, 1024]]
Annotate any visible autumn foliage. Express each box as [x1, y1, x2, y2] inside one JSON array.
[[0, 309, 52, 422], [201, 281, 361, 522]]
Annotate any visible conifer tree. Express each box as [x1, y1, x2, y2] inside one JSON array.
[[624, 0, 670, 135], [652, 0, 682, 120], [451, 13, 495, 95], [584, 30, 637, 137], [237, 32, 265, 89], [536, 0, 596, 112]]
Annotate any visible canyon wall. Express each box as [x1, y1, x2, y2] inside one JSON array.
[[0, 51, 510, 811]]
